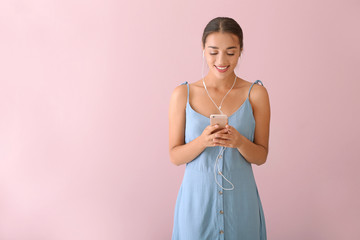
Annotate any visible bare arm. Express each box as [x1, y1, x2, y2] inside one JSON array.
[[236, 84, 271, 166], [168, 84, 204, 166], [168, 84, 222, 166]]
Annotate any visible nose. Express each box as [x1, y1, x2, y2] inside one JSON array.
[[216, 52, 229, 66]]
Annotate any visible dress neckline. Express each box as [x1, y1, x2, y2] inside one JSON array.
[[187, 97, 249, 119]]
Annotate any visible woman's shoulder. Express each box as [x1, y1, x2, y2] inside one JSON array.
[[170, 82, 188, 105], [248, 80, 270, 114], [249, 80, 268, 98]]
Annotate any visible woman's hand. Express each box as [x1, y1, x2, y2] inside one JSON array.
[[212, 124, 243, 148], [199, 124, 230, 148]]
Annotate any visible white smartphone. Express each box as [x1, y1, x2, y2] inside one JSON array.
[[210, 114, 228, 129]]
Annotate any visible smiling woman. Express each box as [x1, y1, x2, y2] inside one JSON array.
[[169, 16, 270, 240]]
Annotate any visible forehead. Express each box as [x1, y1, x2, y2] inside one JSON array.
[[205, 32, 239, 49]]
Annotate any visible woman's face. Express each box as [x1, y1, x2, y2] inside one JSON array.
[[203, 32, 242, 79]]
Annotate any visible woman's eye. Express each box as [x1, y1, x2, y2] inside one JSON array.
[[210, 53, 235, 56]]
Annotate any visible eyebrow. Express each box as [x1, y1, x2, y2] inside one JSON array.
[[207, 46, 237, 50]]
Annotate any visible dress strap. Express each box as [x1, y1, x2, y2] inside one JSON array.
[[248, 80, 264, 98], [179, 81, 189, 103]]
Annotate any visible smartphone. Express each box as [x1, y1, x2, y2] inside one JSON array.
[[210, 114, 228, 130]]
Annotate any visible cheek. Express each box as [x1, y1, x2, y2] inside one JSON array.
[[231, 59, 239, 66], [207, 59, 216, 66]]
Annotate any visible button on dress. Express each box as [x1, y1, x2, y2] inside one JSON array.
[[172, 80, 267, 240]]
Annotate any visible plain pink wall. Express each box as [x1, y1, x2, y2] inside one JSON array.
[[1, 0, 359, 239]]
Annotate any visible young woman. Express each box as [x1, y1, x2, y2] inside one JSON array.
[[169, 17, 270, 240]]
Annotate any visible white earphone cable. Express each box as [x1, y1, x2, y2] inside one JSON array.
[[214, 146, 234, 191], [202, 49, 235, 191]]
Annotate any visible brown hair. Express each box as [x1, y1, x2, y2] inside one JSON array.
[[202, 17, 244, 51]]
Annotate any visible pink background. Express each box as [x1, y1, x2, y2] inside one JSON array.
[[1, 0, 359, 239]]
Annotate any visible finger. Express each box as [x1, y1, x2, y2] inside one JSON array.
[[217, 128, 229, 134], [225, 124, 235, 134], [213, 128, 233, 141], [219, 133, 232, 140], [208, 124, 223, 134], [209, 124, 219, 130], [204, 125, 216, 135], [214, 133, 232, 140], [210, 128, 228, 138], [213, 138, 230, 146]]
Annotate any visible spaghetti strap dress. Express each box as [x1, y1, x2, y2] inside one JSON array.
[[171, 80, 267, 240]]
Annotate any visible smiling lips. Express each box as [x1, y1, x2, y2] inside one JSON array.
[[215, 65, 230, 72]]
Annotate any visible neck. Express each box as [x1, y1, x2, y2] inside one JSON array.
[[203, 72, 237, 90]]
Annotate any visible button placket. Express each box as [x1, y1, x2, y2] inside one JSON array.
[[216, 151, 225, 240]]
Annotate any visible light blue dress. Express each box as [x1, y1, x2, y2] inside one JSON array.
[[172, 80, 267, 240]]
